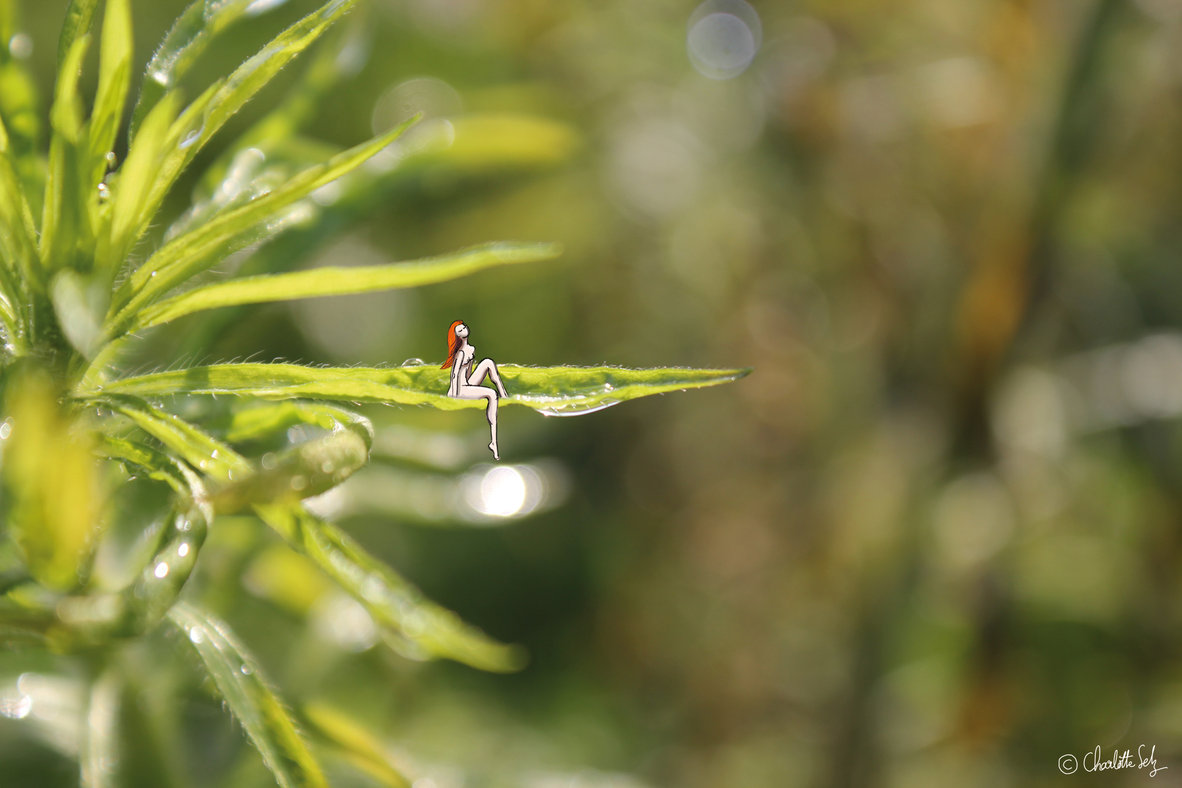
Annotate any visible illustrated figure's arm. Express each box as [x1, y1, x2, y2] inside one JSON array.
[[449, 355, 464, 397]]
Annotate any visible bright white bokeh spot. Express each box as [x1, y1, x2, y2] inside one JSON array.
[[371, 76, 462, 136], [312, 593, 378, 653], [607, 115, 706, 218], [153, 562, 169, 579], [457, 462, 562, 521], [475, 466, 528, 517], [687, 0, 761, 80], [991, 367, 1069, 459]]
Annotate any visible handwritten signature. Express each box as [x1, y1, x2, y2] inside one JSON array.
[[1058, 745, 1168, 777]]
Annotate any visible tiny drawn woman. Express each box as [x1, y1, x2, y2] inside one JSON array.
[[442, 320, 509, 460]]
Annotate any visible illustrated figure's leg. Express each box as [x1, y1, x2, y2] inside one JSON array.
[[457, 386, 500, 460], [467, 358, 508, 398]]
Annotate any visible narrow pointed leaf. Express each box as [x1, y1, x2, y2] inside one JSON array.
[[168, 602, 329, 788], [84, 363, 751, 416], [57, 0, 99, 69], [40, 34, 89, 271], [256, 504, 525, 671], [112, 115, 417, 328], [98, 81, 225, 274], [301, 704, 412, 788], [131, 241, 560, 330], [192, 21, 366, 203], [87, 0, 132, 192], [0, 116, 36, 326], [131, 0, 261, 138], [102, 93, 179, 271]]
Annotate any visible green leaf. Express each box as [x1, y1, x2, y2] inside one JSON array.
[[216, 401, 373, 448], [40, 33, 90, 272], [212, 426, 369, 515], [57, 0, 99, 70], [110, 115, 418, 330], [130, 240, 561, 331], [301, 703, 411, 788], [255, 504, 525, 671], [84, 363, 752, 416], [86, 0, 132, 194], [130, 0, 263, 139], [168, 601, 329, 788], [409, 113, 579, 172], [0, 116, 35, 334], [100, 92, 180, 273], [102, 393, 250, 483], [91, 437, 214, 630]]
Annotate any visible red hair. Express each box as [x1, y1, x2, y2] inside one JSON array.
[[441, 320, 464, 369]]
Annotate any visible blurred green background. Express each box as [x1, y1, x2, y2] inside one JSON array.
[[5, 0, 1182, 785]]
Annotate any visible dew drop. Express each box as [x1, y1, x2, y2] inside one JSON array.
[[0, 419, 11, 441], [97, 183, 111, 201], [179, 128, 202, 150], [245, 0, 289, 15], [8, 33, 32, 60], [104, 151, 117, 170], [239, 663, 253, 676], [153, 562, 169, 579], [177, 542, 190, 558], [401, 358, 425, 367], [148, 67, 171, 88], [188, 626, 204, 644], [0, 692, 32, 719]]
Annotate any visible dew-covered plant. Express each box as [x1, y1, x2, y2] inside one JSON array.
[[0, 0, 745, 784]]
